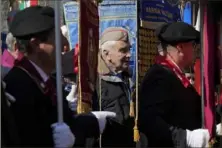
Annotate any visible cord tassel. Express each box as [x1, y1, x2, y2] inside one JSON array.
[[133, 120, 140, 142], [129, 100, 135, 117]]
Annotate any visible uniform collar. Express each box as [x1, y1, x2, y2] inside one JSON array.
[[155, 55, 190, 88]]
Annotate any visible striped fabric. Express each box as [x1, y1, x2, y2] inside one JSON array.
[[18, 0, 38, 10]]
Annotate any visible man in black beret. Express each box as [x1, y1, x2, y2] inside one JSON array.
[[4, 6, 116, 147], [139, 22, 212, 147]]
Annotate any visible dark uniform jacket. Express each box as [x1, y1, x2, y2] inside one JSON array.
[[94, 71, 135, 147], [3, 57, 100, 147], [139, 64, 202, 147], [1, 82, 20, 147]]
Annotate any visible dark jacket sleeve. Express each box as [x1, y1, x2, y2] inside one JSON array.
[[138, 69, 187, 147]]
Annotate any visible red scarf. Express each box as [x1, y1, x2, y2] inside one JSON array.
[[14, 57, 56, 105], [155, 56, 190, 88]]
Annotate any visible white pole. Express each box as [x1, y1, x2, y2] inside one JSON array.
[[195, 7, 200, 31], [54, 0, 64, 123], [199, 0, 205, 128]]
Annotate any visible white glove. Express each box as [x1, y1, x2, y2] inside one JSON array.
[[186, 129, 210, 148], [91, 111, 116, 134], [51, 123, 75, 148], [216, 123, 222, 136], [66, 84, 78, 112]]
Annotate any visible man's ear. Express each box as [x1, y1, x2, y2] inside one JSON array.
[[175, 43, 183, 52], [102, 49, 110, 60], [29, 38, 40, 50], [102, 49, 109, 56]]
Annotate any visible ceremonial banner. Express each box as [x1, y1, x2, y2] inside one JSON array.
[[183, 1, 192, 25], [138, 0, 180, 83], [203, 5, 216, 140], [78, 0, 99, 113], [63, 1, 78, 50]]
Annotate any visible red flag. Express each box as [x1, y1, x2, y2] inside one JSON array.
[[78, 0, 99, 112], [30, 0, 38, 6], [203, 6, 216, 138], [194, 59, 201, 95]]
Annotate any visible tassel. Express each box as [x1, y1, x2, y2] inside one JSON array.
[[129, 89, 136, 117], [129, 100, 135, 117], [77, 101, 91, 114], [208, 138, 217, 148], [81, 102, 92, 113], [77, 99, 82, 114], [133, 120, 140, 142]]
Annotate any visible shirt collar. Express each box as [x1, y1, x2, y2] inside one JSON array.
[[29, 60, 49, 82]]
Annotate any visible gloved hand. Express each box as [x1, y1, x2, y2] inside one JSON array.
[[216, 123, 222, 136], [66, 84, 78, 112], [186, 129, 210, 147], [91, 111, 116, 134], [51, 123, 75, 148]]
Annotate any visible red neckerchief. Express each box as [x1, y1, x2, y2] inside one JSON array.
[[155, 56, 190, 88], [14, 57, 56, 105]]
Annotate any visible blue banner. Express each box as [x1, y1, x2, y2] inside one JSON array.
[[183, 1, 192, 25], [63, 0, 137, 81], [63, 1, 78, 50], [140, 0, 181, 23]]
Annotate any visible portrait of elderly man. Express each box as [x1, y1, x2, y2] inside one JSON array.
[[95, 27, 135, 147]]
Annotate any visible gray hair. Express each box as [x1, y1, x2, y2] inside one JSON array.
[[6, 33, 16, 52], [100, 41, 117, 52]]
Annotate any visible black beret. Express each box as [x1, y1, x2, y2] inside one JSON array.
[[10, 6, 55, 39], [156, 22, 200, 44]]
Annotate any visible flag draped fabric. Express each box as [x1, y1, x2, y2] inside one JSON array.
[[77, 0, 99, 113], [203, 5, 216, 138], [19, 0, 38, 10]]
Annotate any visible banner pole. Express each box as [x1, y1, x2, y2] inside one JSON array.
[[55, 0, 64, 123]]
